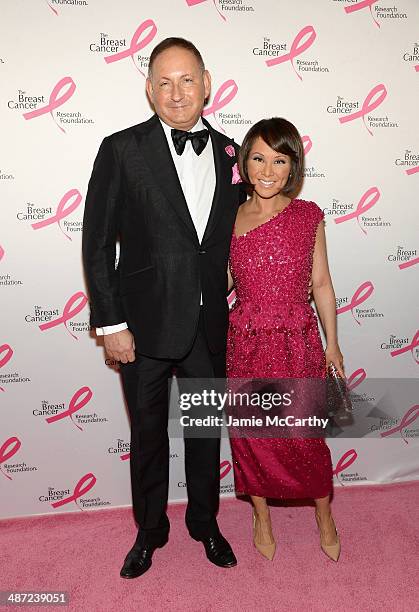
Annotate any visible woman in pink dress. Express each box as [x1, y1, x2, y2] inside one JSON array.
[[227, 118, 344, 562]]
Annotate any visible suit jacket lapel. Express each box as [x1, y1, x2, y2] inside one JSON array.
[[201, 117, 231, 244], [139, 115, 199, 242]]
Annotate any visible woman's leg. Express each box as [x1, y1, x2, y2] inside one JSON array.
[[314, 495, 338, 545], [251, 495, 275, 544]]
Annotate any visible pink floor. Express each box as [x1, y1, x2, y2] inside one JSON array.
[[1, 481, 419, 612]]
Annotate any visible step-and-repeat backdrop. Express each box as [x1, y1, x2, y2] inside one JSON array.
[[1, 0, 418, 518]]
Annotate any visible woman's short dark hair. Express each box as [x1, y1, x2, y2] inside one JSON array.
[[148, 37, 205, 76], [238, 117, 304, 197]]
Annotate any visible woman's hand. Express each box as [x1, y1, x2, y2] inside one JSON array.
[[325, 344, 344, 378]]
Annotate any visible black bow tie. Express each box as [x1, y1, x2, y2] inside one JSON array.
[[171, 128, 209, 156]]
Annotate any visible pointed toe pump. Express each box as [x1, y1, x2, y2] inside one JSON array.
[[315, 511, 341, 562], [253, 510, 276, 561]]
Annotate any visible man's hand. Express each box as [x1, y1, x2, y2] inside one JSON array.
[[103, 329, 136, 363]]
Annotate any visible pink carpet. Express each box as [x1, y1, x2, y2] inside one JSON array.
[[1, 481, 418, 612]]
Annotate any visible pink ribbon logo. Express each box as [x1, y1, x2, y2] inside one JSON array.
[[202, 79, 238, 133], [380, 405, 419, 444], [399, 256, 419, 270], [38, 292, 88, 340], [334, 186, 380, 235], [390, 330, 419, 365], [0, 436, 21, 480], [406, 166, 419, 176], [333, 448, 358, 485], [120, 453, 130, 461], [45, 386, 93, 431], [415, 65, 419, 73], [104, 20, 157, 77], [220, 460, 232, 480], [31, 189, 82, 241], [45, 1, 58, 15], [23, 77, 76, 133], [185, 0, 226, 21], [0, 245, 4, 261], [346, 368, 367, 391], [51, 473, 97, 510], [336, 281, 374, 325], [265, 25, 317, 81], [0, 344, 14, 392], [339, 84, 387, 136], [302, 135, 312, 155], [344, 0, 380, 29]]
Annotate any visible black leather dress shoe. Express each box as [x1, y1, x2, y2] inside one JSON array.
[[120, 541, 166, 579], [201, 533, 237, 568]]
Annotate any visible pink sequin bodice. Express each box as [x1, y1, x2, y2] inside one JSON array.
[[227, 198, 326, 378], [230, 199, 324, 329]]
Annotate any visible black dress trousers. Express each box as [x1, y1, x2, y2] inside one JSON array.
[[120, 309, 226, 547]]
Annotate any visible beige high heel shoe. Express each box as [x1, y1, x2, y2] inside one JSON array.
[[315, 511, 341, 562], [253, 510, 276, 561]]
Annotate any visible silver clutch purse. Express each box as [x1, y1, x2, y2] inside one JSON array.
[[326, 363, 352, 425]]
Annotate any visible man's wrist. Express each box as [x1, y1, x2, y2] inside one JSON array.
[[96, 322, 128, 336]]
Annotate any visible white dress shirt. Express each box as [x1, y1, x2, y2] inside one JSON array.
[[96, 117, 216, 336]]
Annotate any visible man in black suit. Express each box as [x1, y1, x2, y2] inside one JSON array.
[[82, 38, 246, 578]]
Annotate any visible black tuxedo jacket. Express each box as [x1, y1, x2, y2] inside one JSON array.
[[82, 114, 247, 359]]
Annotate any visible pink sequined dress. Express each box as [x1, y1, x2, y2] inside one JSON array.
[[226, 198, 333, 499]]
